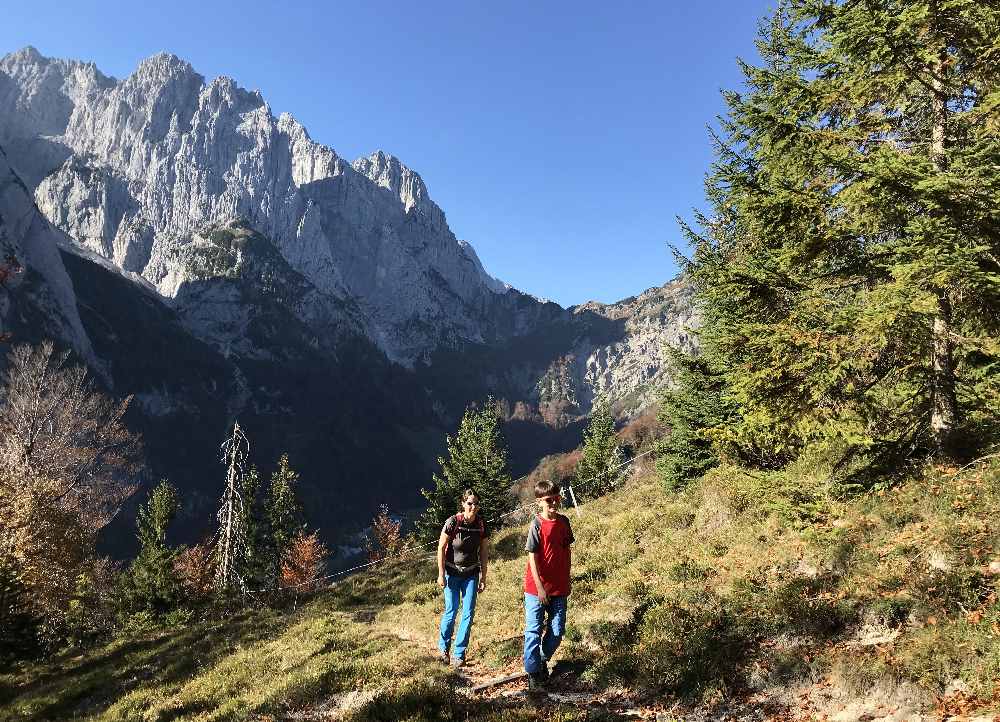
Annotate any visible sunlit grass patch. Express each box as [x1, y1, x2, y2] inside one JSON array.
[[3, 458, 998, 719]]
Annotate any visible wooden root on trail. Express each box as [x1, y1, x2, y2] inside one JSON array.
[[466, 671, 528, 693]]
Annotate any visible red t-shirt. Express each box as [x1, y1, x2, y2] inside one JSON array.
[[523, 513, 574, 597]]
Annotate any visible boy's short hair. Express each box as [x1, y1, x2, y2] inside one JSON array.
[[534, 479, 560, 498]]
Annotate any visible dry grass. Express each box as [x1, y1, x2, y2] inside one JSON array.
[[2, 458, 998, 720]]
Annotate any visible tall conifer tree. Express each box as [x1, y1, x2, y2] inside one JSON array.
[[684, 0, 1000, 470], [238, 466, 267, 588], [125, 481, 181, 612], [418, 400, 513, 540], [266, 454, 304, 584]]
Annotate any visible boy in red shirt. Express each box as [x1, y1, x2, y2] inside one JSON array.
[[523, 479, 574, 688]]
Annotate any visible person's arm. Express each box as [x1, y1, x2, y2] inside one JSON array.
[[437, 531, 449, 587], [478, 536, 489, 592], [528, 551, 548, 604]]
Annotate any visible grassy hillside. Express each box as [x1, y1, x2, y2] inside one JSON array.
[[2, 457, 998, 721]]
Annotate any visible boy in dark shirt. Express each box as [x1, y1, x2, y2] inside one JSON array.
[[523, 479, 574, 687]]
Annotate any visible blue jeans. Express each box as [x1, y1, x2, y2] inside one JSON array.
[[523, 593, 568, 675], [438, 571, 479, 660]]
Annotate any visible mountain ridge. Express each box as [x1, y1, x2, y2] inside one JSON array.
[[0, 45, 696, 544], [1, 45, 524, 365]]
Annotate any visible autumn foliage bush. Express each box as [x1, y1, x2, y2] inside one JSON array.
[[365, 504, 405, 563], [174, 543, 215, 600], [617, 408, 664, 452], [518, 449, 581, 504], [280, 531, 328, 593]]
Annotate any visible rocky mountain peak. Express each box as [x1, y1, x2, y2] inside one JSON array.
[[1, 46, 115, 92], [6, 45, 43, 64], [0, 47, 114, 158], [132, 52, 198, 83], [352, 150, 436, 218], [1, 50, 522, 362], [2, 48, 696, 396]]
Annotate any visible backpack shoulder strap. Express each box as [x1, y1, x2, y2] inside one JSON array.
[[447, 514, 485, 538], [445, 514, 459, 540]]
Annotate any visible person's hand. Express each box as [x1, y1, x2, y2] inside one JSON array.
[[478, 577, 487, 593], [536, 588, 548, 605], [437, 573, 445, 588]]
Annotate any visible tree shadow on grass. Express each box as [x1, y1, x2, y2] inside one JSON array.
[[321, 558, 437, 609], [349, 680, 456, 722], [6, 610, 291, 722], [491, 529, 526, 562]]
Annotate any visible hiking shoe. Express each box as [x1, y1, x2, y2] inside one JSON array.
[[527, 673, 547, 690], [437, 651, 450, 665], [451, 656, 466, 668], [539, 658, 550, 681]]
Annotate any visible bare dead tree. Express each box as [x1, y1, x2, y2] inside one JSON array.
[[0, 342, 140, 535], [215, 421, 250, 594]]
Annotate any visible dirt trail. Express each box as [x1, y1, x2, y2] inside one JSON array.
[[282, 622, 999, 721]]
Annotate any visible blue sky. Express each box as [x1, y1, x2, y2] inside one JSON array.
[[2, 1, 771, 307]]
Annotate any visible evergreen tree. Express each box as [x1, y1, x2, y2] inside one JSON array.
[[575, 401, 626, 498], [238, 465, 267, 588], [0, 553, 38, 664], [418, 400, 513, 540], [656, 346, 738, 490], [266, 454, 304, 583], [124, 481, 181, 613], [682, 0, 1000, 473]]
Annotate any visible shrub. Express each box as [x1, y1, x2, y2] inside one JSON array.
[[175, 542, 215, 601], [280, 531, 328, 593], [365, 504, 404, 563], [632, 589, 765, 696]]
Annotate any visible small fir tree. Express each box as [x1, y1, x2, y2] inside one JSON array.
[[237, 465, 267, 588], [656, 346, 738, 490], [124, 480, 181, 613], [174, 542, 214, 601], [280, 531, 327, 593], [574, 401, 625, 498], [266, 454, 304, 585], [418, 400, 513, 540]]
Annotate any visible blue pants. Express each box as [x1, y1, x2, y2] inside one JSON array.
[[523, 593, 568, 675], [438, 571, 479, 660]]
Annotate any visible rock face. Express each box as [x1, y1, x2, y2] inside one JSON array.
[[0, 46, 698, 543], [0, 46, 528, 365], [569, 279, 697, 415], [0, 48, 696, 398], [0, 145, 94, 365]]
